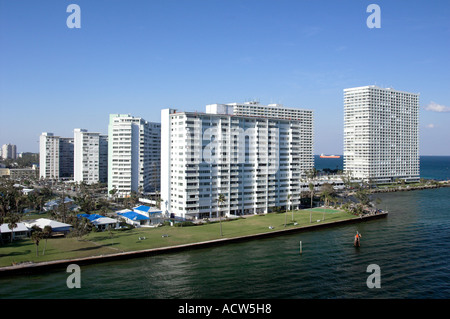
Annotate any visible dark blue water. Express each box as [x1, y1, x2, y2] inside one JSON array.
[[0, 157, 449, 299], [419, 156, 450, 180], [315, 155, 450, 181]]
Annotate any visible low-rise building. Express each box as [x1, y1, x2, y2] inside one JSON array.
[[77, 213, 119, 231], [24, 218, 72, 235], [0, 223, 30, 241]]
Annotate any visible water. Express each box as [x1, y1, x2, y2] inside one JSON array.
[[420, 156, 450, 180], [314, 155, 450, 181], [1, 157, 449, 299]]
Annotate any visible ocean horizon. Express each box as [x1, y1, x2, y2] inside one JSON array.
[[314, 155, 450, 181]]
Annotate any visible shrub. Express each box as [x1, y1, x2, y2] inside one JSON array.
[[174, 221, 196, 227]]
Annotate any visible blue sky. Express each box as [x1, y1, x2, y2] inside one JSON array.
[[0, 0, 449, 155]]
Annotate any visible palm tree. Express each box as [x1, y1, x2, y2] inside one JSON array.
[[308, 183, 314, 223], [7, 213, 20, 243], [285, 193, 291, 227], [155, 191, 162, 209], [42, 225, 52, 255], [109, 187, 118, 203], [217, 194, 225, 237], [31, 226, 43, 257], [289, 193, 294, 222], [309, 183, 315, 208]]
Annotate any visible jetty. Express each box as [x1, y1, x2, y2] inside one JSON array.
[[369, 180, 450, 194]]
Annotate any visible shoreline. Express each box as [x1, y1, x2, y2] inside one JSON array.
[[369, 181, 449, 193], [0, 211, 387, 276]]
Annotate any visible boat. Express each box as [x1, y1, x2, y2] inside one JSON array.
[[320, 153, 341, 158]]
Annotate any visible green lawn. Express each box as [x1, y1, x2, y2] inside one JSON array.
[[0, 208, 356, 268]]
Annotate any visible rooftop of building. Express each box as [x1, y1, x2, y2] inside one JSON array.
[[343, 85, 419, 95]]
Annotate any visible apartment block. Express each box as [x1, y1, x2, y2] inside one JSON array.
[[343, 85, 419, 183], [39, 133, 74, 180], [108, 114, 160, 198], [74, 128, 108, 184], [161, 101, 314, 219], [1, 144, 17, 160]]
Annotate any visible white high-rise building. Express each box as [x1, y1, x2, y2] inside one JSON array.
[[39, 133, 74, 180], [1, 144, 17, 160], [343, 85, 420, 183], [74, 129, 108, 184], [40, 133, 60, 179], [108, 114, 161, 198], [161, 101, 314, 219]]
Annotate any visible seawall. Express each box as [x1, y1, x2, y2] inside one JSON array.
[[0, 212, 387, 276]]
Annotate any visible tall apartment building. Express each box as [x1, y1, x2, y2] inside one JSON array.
[[74, 129, 108, 184], [39, 133, 74, 180], [161, 101, 314, 219], [108, 114, 161, 198], [59, 138, 74, 178], [343, 85, 419, 183], [1, 144, 17, 160]]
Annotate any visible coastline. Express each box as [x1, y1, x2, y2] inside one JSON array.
[[0, 211, 387, 276], [368, 181, 450, 193]]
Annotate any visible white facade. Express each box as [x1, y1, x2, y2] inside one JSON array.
[[39, 133, 60, 179], [108, 114, 160, 198], [161, 102, 314, 219], [206, 101, 313, 121], [343, 85, 419, 183], [74, 128, 108, 184], [39, 133, 74, 180], [1, 144, 17, 160]]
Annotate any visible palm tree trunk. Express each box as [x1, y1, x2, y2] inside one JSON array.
[[219, 208, 222, 237], [43, 238, 47, 255]]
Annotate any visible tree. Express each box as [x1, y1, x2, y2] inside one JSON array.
[[341, 170, 353, 189], [107, 225, 114, 246], [31, 226, 43, 257], [57, 188, 68, 223], [7, 213, 20, 243], [320, 183, 336, 208], [71, 216, 92, 240], [308, 183, 315, 223], [26, 192, 38, 212], [355, 188, 370, 206], [42, 225, 52, 255], [155, 191, 162, 209], [299, 190, 310, 207], [14, 189, 26, 214], [306, 168, 318, 180], [285, 193, 291, 227], [109, 187, 118, 203], [217, 194, 225, 237]]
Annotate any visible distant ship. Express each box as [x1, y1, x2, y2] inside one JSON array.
[[320, 153, 341, 159]]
